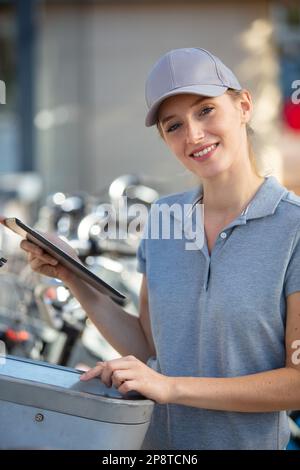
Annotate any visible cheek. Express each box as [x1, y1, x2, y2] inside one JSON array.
[[211, 109, 239, 137], [165, 137, 184, 159], [211, 121, 230, 140]]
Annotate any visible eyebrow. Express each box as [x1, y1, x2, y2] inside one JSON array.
[[160, 96, 212, 126]]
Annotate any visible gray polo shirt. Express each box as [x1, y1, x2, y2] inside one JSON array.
[[137, 176, 300, 450]]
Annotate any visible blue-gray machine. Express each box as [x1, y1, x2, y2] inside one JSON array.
[[0, 356, 154, 449]]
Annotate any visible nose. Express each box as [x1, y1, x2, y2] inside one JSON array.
[[185, 119, 205, 144]]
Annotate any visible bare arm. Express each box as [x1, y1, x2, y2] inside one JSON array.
[[80, 291, 300, 408], [169, 367, 300, 412], [66, 273, 156, 363], [20, 238, 155, 363]]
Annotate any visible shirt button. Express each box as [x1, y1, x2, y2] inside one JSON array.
[[220, 232, 227, 239]]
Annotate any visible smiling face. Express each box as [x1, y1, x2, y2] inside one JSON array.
[[158, 91, 252, 180]]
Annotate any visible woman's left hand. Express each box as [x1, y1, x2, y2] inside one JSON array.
[[80, 355, 173, 404]]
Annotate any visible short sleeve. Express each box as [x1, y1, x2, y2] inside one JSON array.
[[284, 229, 300, 297]]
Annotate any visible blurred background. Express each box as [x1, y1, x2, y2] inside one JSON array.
[[0, 0, 299, 206]]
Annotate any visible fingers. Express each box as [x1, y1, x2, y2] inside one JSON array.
[[118, 380, 137, 395], [101, 357, 139, 387], [81, 364, 135, 391], [21, 240, 58, 269], [29, 252, 58, 267], [111, 369, 134, 389], [20, 239, 42, 255], [80, 356, 139, 389], [80, 362, 105, 381], [101, 370, 112, 387]]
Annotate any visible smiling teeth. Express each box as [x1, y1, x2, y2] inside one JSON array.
[[192, 144, 217, 158]]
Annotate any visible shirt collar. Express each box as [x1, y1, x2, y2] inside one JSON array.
[[173, 175, 288, 223], [243, 176, 288, 220]]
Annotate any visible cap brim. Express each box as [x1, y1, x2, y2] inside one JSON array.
[[145, 84, 229, 127]]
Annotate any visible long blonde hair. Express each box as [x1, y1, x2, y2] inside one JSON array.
[[226, 89, 260, 177]]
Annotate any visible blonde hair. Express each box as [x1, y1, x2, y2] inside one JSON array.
[[224, 89, 260, 177], [156, 89, 261, 177]]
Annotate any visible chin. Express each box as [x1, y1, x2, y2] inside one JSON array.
[[185, 152, 229, 179], [192, 163, 227, 180]]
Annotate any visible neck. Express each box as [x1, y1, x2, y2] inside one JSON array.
[[201, 163, 264, 218]]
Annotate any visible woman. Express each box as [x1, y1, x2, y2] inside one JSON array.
[[21, 48, 300, 450]]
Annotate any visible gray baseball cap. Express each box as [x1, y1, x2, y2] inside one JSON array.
[[145, 48, 242, 127]]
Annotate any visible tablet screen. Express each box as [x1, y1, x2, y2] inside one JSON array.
[[1, 217, 126, 302]]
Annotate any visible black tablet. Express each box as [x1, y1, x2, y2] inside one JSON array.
[[1, 217, 126, 302]]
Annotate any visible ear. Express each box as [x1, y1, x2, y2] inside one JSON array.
[[239, 90, 252, 124]]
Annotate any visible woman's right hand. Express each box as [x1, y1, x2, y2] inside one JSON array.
[[20, 232, 78, 285]]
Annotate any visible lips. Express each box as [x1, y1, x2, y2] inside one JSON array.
[[189, 143, 219, 159]]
